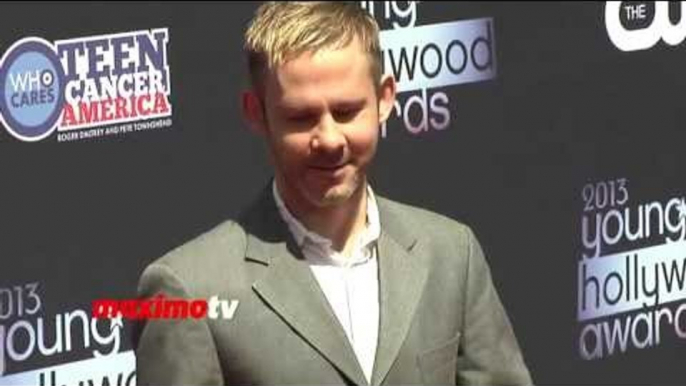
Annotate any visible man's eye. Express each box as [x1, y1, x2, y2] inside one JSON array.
[[334, 108, 359, 122], [287, 114, 312, 123]]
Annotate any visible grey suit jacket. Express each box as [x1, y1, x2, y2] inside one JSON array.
[[134, 186, 532, 385]]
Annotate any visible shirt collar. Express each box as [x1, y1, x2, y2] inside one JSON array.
[[272, 180, 381, 264]]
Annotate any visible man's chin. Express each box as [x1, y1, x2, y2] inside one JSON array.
[[307, 184, 357, 208]]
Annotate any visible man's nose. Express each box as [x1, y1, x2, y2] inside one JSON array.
[[311, 115, 346, 156]]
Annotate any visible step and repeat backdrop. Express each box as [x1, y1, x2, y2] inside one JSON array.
[[1, 2, 685, 385]]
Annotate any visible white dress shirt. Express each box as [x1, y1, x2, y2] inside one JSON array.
[[272, 182, 380, 382]]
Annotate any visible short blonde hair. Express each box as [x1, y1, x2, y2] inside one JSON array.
[[244, 2, 382, 92]]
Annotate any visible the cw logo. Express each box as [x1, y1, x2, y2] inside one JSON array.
[[606, 1, 686, 51]]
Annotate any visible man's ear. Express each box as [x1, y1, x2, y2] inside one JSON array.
[[377, 74, 397, 124], [242, 89, 268, 135]]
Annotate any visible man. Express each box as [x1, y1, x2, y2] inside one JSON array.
[[134, 2, 532, 385]]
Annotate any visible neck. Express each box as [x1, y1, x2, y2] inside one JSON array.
[[276, 178, 368, 253]]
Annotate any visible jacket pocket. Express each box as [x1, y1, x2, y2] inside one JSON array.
[[417, 332, 461, 385]]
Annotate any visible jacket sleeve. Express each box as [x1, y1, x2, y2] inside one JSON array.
[[133, 262, 224, 385], [455, 226, 533, 385]]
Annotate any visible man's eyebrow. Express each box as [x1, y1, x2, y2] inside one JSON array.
[[276, 98, 367, 111], [275, 102, 318, 114], [275, 97, 315, 108], [331, 98, 366, 108]]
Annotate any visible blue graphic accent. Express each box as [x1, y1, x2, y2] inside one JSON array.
[[0, 38, 65, 142]]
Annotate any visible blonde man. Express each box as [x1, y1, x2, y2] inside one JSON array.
[[135, 2, 532, 385]]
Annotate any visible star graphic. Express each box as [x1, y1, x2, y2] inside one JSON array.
[[110, 312, 124, 331], [678, 198, 686, 220]]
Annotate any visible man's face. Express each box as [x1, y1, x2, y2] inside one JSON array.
[[253, 39, 395, 210]]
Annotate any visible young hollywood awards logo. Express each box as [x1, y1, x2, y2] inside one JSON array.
[[0, 28, 173, 143], [576, 178, 686, 360], [0, 282, 134, 385], [361, 1, 497, 137]]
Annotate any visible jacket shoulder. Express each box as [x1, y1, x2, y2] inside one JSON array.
[[138, 219, 247, 296], [159, 220, 245, 267], [377, 195, 473, 243]]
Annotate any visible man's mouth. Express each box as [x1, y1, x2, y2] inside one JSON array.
[[309, 162, 347, 171]]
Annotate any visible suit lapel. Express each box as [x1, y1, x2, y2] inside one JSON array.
[[241, 187, 368, 386], [371, 199, 429, 386]]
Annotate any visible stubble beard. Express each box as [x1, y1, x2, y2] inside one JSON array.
[[317, 172, 361, 207]]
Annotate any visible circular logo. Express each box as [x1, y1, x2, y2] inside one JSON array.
[[0, 37, 65, 142]]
